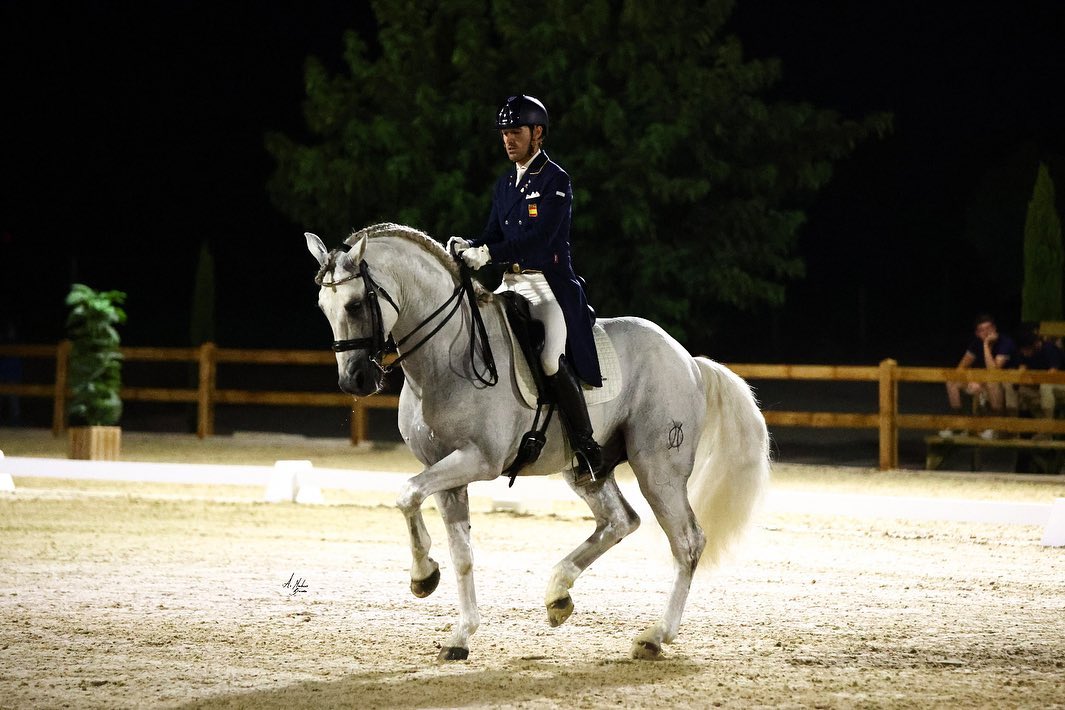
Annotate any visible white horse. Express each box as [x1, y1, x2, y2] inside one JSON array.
[[306, 222, 770, 661]]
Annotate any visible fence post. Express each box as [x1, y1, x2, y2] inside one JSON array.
[[52, 340, 71, 436], [878, 358, 899, 470], [350, 399, 365, 445], [197, 342, 216, 438]]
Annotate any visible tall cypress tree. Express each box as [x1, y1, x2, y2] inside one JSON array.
[[1021, 163, 1064, 323], [190, 240, 216, 346]]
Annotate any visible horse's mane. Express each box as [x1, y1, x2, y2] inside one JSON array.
[[344, 222, 492, 299], [345, 223, 460, 281]]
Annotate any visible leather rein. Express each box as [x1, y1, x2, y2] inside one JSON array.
[[316, 250, 498, 385]]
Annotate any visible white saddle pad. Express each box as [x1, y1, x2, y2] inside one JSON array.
[[498, 302, 622, 410]]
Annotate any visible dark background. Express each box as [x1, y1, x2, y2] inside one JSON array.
[[3, 0, 1065, 366]]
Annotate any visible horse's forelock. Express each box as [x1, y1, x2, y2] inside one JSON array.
[[314, 248, 352, 287]]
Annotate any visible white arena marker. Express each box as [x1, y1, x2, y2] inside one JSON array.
[[0, 449, 12, 493], [294, 467, 324, 505], [1041, 498, 1065, 547], [265, 460, 313, 503]]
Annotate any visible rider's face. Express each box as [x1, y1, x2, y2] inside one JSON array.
[[501, 126, 539, 164]]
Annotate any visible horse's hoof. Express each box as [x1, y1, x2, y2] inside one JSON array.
[[630, 640, 663, 660], [546, 595, 574, 627], [411, 568, 440, 598], [438, 646, 469, 662]]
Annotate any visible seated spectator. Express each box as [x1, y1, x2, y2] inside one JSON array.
[[943, 313, 1015, 438], [1012, 327, 1065, 420]]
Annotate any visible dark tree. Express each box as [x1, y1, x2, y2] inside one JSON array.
[[1022, 163, 1064, 322], [267, 0, 889, 345]]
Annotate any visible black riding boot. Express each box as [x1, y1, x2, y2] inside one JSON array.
[[547, 355, 603, 482]]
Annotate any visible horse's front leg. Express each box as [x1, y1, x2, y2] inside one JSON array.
[[396, 447, 497, 661], [406, 505, 441, 599], [433, 486, 477, 661]]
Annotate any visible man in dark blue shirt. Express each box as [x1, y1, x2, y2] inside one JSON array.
[[1012, 328, 1065, 418], [944, 314, 1015, 438], [449, 95, 603, 479]]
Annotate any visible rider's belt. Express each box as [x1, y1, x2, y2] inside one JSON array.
[[510, 264, 543, 275]]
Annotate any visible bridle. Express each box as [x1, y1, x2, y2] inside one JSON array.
[[316, 257, 398, 368], [316, 249, 497, 385]]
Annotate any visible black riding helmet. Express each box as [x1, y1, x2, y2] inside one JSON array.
[[495, 95, 549, 137]]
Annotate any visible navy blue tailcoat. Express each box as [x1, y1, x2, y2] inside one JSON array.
[[471, 151, 603, 387]]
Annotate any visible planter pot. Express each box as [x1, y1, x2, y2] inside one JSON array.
[[68, 426, 122, 460]]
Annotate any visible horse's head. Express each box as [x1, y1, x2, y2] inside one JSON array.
[[306, 231, 398, 397]]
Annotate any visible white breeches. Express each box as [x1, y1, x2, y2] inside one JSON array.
[[502, 273, 567, 376]]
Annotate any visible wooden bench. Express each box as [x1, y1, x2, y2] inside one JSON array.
[[924, 434, 1065, 471]]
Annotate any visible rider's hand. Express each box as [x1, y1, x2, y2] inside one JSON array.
[[446, 236, 471, 256], [460, 245, 491, 269]]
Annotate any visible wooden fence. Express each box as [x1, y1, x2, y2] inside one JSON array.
[[5, 343, 1065, 468], [727, 361, 1065, 469], [0, 341, 397, 445]]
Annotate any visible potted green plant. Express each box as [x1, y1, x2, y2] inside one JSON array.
[[65, 284, 127, 460]]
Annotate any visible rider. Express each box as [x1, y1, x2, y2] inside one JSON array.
[[448, 95, 604, 479]]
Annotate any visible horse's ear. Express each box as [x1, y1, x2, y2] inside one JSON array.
[[305, 232, 329, 267], [344, 234, 368, 265]]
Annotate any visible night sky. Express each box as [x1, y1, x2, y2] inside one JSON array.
[[3, 1, 1064, 364]]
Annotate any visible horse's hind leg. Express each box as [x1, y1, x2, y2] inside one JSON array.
[[545, 472, 641, 628], [628, 453, 705, 660]]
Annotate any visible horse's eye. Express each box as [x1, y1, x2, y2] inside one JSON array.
[[345, 300, 363, 316]]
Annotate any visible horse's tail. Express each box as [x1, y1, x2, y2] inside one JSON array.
[[687, 357, 771, 570]]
